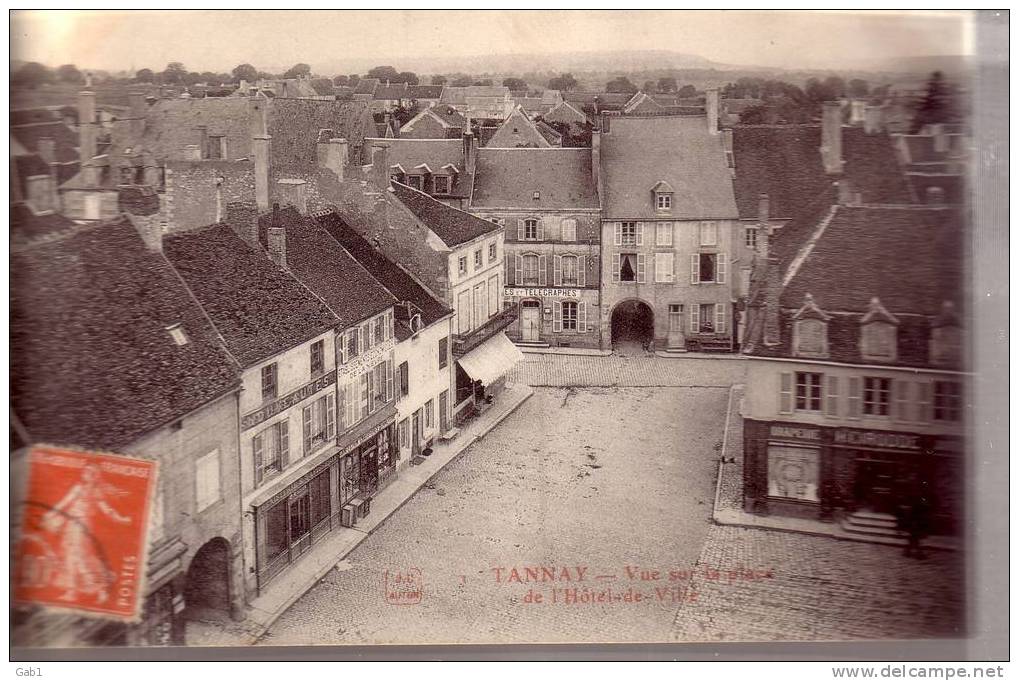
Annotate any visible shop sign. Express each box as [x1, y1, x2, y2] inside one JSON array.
[[337, 338, 395, 380], [767, 445, 820, 502], [769, 425, 821, 442], [242, 371, 336, 430], [833, 428, 920, 450], [504, 287, 580, 299]]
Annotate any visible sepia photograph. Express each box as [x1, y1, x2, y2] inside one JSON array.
[[7, 8, 1008, 664]]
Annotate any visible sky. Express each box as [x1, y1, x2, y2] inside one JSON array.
[[10, 10, 973, 75]]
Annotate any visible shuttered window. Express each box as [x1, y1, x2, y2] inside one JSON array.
[[825, 375, 840, 417], [253, 420, 289, 486], [636, 253, 646, 283], [561, 218, 577, 242], [778, 372, 793, 414], [654, 252, 675, 283], [847, 377, 862, 419]]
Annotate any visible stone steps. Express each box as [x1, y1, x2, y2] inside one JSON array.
[[841, 511, 907, 542]]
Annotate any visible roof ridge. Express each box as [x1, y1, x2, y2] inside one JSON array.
[[782, 204, 840, 288]]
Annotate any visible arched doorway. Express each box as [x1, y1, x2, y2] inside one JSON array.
[[184, 538, 232, 622], [611, 299, 654, 354]]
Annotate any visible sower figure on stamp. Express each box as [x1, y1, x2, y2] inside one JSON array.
[[41, 463, 132, 604]]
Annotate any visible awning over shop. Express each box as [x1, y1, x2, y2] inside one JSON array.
[[456, 332, 523, 386]]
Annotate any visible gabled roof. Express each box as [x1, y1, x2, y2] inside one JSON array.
[[12, 218, 240, 450], [257, 207, 396, 328], [543, 100, 588, 126], [163, 222, 338, 367], [391, 181, 502, 247], [10, 121, 80, 163], [622, 92, 666, 114], [485, 107, 552, 148], [561, 91, 632, 109], [600, 115, 738, 219], [315, 212, 451, 333], [407, 85, 444, 100], [649, 179, 674, 193], [472, 148, 598, 209], [10, 202, 76, 248], [369, 138, 472, 198], [535, 120, 563, 146], [374, 82, 409, 100]]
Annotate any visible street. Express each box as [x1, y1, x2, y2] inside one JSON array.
[[260, 354, 964, 646]]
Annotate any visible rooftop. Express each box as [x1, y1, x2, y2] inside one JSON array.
[[472, 148, 599, 209], [370, 137, 472, 198], [11, 218, 239, 450], [391, 181, 502, 247]]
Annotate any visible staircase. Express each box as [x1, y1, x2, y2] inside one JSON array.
[[840, 510, 907, 545]]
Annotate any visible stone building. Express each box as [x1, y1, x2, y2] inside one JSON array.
[[470, 147, 602, 349], [741, 202, 967, 537]]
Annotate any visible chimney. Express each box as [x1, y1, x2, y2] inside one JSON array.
[[863, 105, 885, 134], [756, 193, 770, 257], [462, 131, 476, 171], [267, 203, 287, 268], [591, 130, 601, 197], [195, 126, 208, 159], [705, 88, 719, 135], [849, 99, 866, 124], [370, 141, 391, 190], [820, 101, 844, 174], [129, 212, 163, 253], [593, 95, 600, 116], [317, 136, 348, 181], [183, 144, 202, 161], [248, 96, 268, 137], [78, 89, 97, 164], [276, 178, 308, 214], [128, 91, 146, 138], [225, 202, 260, 248], [252, 135, 271, 212], [37, 137, 55, 164]]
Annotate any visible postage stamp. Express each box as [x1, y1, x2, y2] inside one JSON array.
[[12, 445, 158, 621]]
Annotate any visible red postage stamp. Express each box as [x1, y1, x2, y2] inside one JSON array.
[[13, 445, 158, 621]]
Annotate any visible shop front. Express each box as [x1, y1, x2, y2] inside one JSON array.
[[339, 421, 398, 518], [744, 419, 963, 534], [503, 286, 600, 349], [454, 331, 523, 423]]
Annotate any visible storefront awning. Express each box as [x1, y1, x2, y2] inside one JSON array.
[[456, 332, 523, 386]]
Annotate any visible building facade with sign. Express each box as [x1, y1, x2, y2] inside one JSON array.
[[599, 113, 740, 352], [741, 204, 967, 536], [470, 147, 602, 349]]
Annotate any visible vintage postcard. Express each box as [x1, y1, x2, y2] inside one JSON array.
[[7, 9, 1006, 661]]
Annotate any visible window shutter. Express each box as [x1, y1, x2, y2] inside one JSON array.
[[563, 218, 576, 242], [825, 375, 840, 417], [347, 381, 357, 426], [538, 255, 547, 286], [553, 255, 563, 286], [715, 303, 726, 334], [326, 394, 336, 439], [916, 381, 932, 422], [514, 254, 523, 287], [779, 372, 793, 414], [339, 332, 349, 365], [303, 405, 313, 454], [553, 301, 562, 332], [690, 254, 700, 284], [611, 254, 620, 283], [848, 377, 862, 419], [689, 305, 698, 334], [577, 256, 586, 287], [894, 380, 911, 422], [253, 433, 264, 486], [279, 420, 290, 469], [717, 253, 727, 284], [635, 222, 644, 246], [386, 358, 395, 403], [578, 301, 587, 332], [614, 222, 622, 246], [517, 219, 524, 241], [536, 219, 544, 241], [636, 253, 646, 283]]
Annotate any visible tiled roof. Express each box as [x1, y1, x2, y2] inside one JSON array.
[[782, 206, 965, 316], [600, 115, 738, 219], [374, 82, 408, 100], [257, 207, 396, 328], [543, 101, 588, 126], [12, 154, 50, 194], [535, 120, 563, 146], [268, 99, 374, 175], [391, 181, 501, 247], [11, 218, 240, 450], [10, 108, 60, 126], [485, 108, 551, 148], [112, 97, 252, 162], [163, 222, 338, 366], [430, 106, 466, 127], [472, 148, 599, 209], [315, 212, 451, 331], [353, 78, 380, 95], [407, 85, 444, 99], [11, 121, 80, 163], [370, 138, 472, 198], [10, 202, 76, 248], [310, 79, 336, 96], [622, 92, 665, 114], [562, 91, 632, 109], [731, 125, 915, 221], [439, 87, 468, 105], [907, 174, 965, 205]]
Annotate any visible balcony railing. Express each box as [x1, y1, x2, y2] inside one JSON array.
[[453, 304, 519, 357]]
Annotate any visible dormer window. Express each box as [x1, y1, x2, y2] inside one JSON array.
[[434, 175, 450, 194], [792, 293, 831, 359], [656, 193, 672, 211], [165, 323, 189, 346], [930, 301, 961, 367], [859, 297, 899, 362], [407, 175, 423, 190], [650, 180, 674, 213]]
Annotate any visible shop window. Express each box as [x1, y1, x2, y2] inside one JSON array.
[[767, 446, 820, 502], [933, 381, 961, 421], [310, 469, 331, 529], [310, 340, 324, 377], [795, 371, 823, 412], [254, 420, 289, 485], [264, 500, 289, 564], [863, 377, 891, 416], [261, 363, 278, 402], [341, 452, 361, 503], [302, 394, 335, 454]]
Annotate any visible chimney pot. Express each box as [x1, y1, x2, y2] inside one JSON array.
[[276, 178, 308, 214], [370, 141, 391, 191], [317, 136, 348, 181]]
